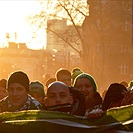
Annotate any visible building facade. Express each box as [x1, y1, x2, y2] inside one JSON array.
[[0, 42, 47, 82], [82, 0, 133, 92]]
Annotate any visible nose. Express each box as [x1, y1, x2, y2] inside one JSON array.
[[56, 96, 61, 104], [12, 89, 18, 96], [80, 86, 85, 92]]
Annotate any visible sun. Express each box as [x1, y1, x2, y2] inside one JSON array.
[[0, 1, 46, 50]]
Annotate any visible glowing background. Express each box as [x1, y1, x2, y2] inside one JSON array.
[[0, 1, 46, 49]]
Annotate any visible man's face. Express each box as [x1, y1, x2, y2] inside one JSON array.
[[58, 74, 71, 86], [8, 83, 28, 107], [45, 83, 73, 107]]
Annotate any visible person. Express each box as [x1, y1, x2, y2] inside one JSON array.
[[29, 80, 45, 107], [73, 73, 102, 118], [120, 81, 128, 88], [0, 79, 7, 100], [55, 68, 71, 86], [101, 89, 107, 101], [127, 80, 133, 91], [44, 81, 86, 116], [42, 73, 51, 86], [102, 83, 128, 111], [45, 77, 56, 88], [44, 81, 73, 113], [89, 82, 133, 119], [0, 71, 42, 112], [71, 67, 83, 85]]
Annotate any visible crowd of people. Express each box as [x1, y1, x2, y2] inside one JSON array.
[[0, 67, 133, 119]]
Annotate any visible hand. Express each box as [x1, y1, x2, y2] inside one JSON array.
[[86, 109, 104, 119]]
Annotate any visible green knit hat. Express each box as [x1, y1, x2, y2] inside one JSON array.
[[73, 73, 97, 92], [71, 70, 83, 80], [29, 81, 45, 96]]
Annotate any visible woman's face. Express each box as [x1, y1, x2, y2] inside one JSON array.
[[75, 78, 94, 98]]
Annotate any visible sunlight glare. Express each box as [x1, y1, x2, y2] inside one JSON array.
[[0, 1, 46, 49]]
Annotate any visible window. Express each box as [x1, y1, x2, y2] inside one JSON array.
[[120, 44, 128, 53], [119, 64, 128, 75]]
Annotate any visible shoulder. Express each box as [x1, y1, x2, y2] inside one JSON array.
[[0, 97, 9, 112], [28, 95, 42, 110]]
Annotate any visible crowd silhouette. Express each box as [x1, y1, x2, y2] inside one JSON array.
[[0, 67, 133, 119]]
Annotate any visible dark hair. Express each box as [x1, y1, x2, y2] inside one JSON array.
[[102, 83, 127, 111]]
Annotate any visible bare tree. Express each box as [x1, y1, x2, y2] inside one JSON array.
[[26, 0, 89, 56]]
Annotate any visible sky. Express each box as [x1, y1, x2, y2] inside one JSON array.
[[0, 0, 46, 49]]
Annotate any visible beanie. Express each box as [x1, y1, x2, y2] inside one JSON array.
[[73, 73, 97, 92], [0, 79, 7, 88], [7, 71, 29, 92], [71, 70, 83, 81], [29, 81, 45, 96]]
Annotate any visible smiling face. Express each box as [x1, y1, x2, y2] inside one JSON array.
[[8, 83, 28, 107], [74, 78, 94, 99], [44, 82, 73, 107]]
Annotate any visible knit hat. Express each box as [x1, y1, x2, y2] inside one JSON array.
[[71, 69, 83, 81], [7, 71, 29, 92], [29, 81, 45, 96], [0, 79, 7, 88], [73, 73, 97, 92]]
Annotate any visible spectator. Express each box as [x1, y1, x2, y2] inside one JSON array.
[[101, 89, 107, 101], [73, 73, 102, 117], [102, 83, 127, 111], [127, 80, 133, 91], [55, 68, 71, 86], [120, 81, 128, 88], [44, 81, 73, 113], [71, 67, 83, 84], [88, 82, 133, 119], [44, 81, 86, 116], [42, 73, 51, 86], [45, 77, 56, 88], [0, 71, 42, 112], [29, 81, 45, 107]]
